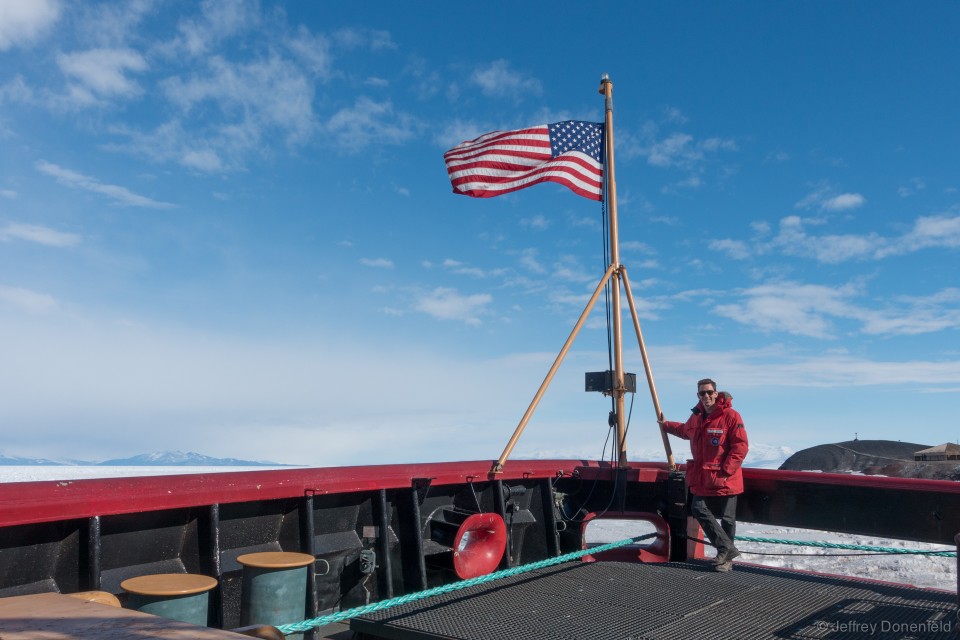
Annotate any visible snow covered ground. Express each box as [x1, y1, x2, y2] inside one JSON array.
[[735, 522, 956, 591], [0, 465, 288, 482], [585, 518, 957, 592], [4, 467, 956, 592]]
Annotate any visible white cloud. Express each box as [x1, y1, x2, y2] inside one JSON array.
[[649, 343, 960, 391], [107, 120, 226, 173], [795, 186, 865, 212], [415, 287, 492, 325], [70, 2, 154, 49], [163, 54, 316, 144], [434, 119, 490, 150], [700, 137, 738, 152], [661, 106, 687, 124], [772, 215, 883, 263], [647, 132, 695, 168], [0, 222, 80, 247], [521, 214, 549, 230], [715, 280, 960, 338], [470, 59, 542, 101], [715, 281, 861, 339], [0, 0, 60, 51], [519, 248, 545, 274], [552, 256, 595, 283], [822, 193, 865, 211], [57, 48, 148, 104], [860, 288, 960, 336], [35, 160, 173, 208], [332, 27, 396, 51], [898, 177, 926, 198], [111, 47, 326, 171], [750, 221, 771, 236], [286, 27, 334, 79], [765, 150, 790, 163], [709, 238, 751, 260], [360, 257, 394, 268], [323, 97, 418, 149], [878, 214, 960, 256], [620, 241, 655, 254], [618, 122, 737, 187], [442, 259, 501, 278], [649, 215, 680, 226], [0, 189, 16, 199], [769, 213, 960, 263], [0, 75, 33, 107], [0, 285, 57, 313], [181, 148, 223, 172], [161, 0, 259, 58], [668, 174, 702, 191]]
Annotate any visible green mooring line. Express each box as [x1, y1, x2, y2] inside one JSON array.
[[277, 532, 955, 635], [276, 532, 657, 635], [734, 535, 957, 557]]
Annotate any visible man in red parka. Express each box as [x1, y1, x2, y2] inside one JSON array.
[[659, 378, 749, 572]]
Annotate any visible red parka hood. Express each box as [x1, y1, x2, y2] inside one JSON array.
[[692, 392, 732, 416]]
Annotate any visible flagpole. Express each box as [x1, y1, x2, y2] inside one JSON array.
[[599, 74, 629, 466]]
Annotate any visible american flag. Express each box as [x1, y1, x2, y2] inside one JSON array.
[[443, 121, 604, 201]]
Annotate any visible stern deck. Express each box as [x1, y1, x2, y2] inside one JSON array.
[[352, 561, 957, 640]]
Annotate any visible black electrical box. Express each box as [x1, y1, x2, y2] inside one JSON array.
[[585, 371, 637, 393]]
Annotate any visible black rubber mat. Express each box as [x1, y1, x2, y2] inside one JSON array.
[[351, 561, 957, 640]]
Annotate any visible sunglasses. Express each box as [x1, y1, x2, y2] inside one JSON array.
[[698, 390, 716, 397]]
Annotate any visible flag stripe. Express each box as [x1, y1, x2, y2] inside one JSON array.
[[443, 128, 550, 156], [451, 152, 603, 197], [449, 153, 602, 187], [443, 121, 603, 201], [444, 149, 552, 170]]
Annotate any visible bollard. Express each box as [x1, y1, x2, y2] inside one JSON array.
[[238, 551, 315, 637], [121, 573, 217, 626]]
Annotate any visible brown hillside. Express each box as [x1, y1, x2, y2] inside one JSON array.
[[780, 440, 960, 480]]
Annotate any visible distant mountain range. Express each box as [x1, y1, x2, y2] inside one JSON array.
[[0, 450, 288, 467]]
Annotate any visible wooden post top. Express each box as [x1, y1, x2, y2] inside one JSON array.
[[120, 573, 218, 596], [236, 551, 315, 569], [66, 590, 122, 607]]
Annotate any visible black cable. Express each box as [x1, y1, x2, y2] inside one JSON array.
[[556, 422, 617, 524]]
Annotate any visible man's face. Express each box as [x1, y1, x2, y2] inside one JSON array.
[[698, 385, 717, 411]]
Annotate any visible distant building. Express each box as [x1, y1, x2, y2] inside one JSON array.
[[914, 443, 960, 461]]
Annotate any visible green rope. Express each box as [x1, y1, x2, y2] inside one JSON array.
[[734, 535, 957, 557], [276, 532, 656, 635], [276, 532, 953, 635]]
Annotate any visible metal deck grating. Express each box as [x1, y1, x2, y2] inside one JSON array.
[[351, 561, 957, 640]]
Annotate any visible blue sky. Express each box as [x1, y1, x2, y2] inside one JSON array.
[[1, 1, 959, 467]]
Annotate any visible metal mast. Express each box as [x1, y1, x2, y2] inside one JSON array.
[[599, 74, 628, 466]]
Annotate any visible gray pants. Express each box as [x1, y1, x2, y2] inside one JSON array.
[[691, 495, 738, 555]]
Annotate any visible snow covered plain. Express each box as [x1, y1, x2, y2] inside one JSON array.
[[0, 465, 288, 482], [586, 518, 957, 592], [4, 467, 956, 592]]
